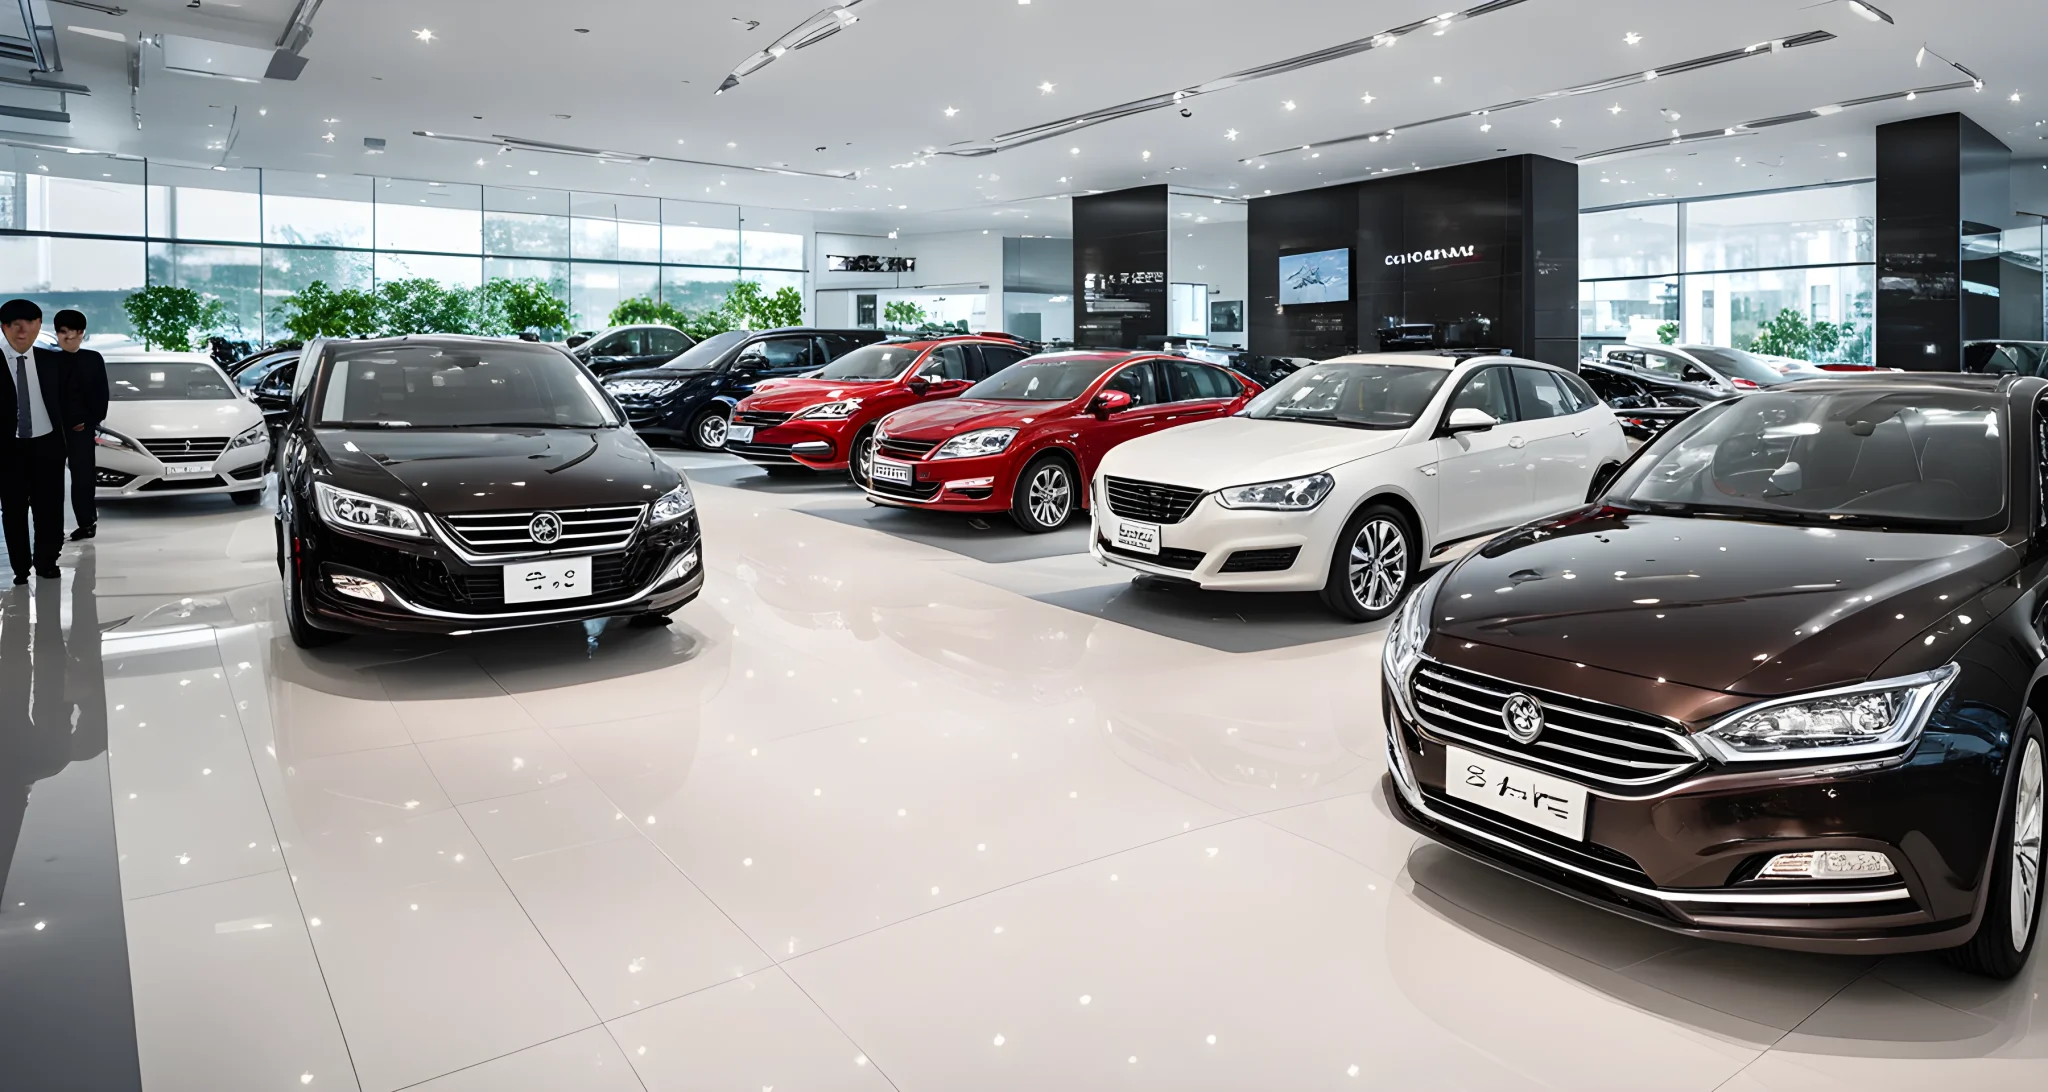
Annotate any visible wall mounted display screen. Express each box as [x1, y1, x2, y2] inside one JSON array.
[[1279, 249, 1351, 305]]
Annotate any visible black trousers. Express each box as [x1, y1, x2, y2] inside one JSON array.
[[0, 431, 66, 574], [65, 426, 96, 529]]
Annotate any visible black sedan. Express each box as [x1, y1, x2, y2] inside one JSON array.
[[273, 336, 704, 647], [1576, 356, 1723, 440], [603, 327, 887, 450]]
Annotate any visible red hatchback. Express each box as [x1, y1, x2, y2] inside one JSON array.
[[863, 351, 1260, 532], [725, 335, 1037, 482]]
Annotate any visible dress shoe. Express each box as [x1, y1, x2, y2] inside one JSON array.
[[10, 573, 25, 586], [69, 525, 95, 541], [36, 565, 61, 581]]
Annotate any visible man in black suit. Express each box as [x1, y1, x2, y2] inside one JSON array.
[[51, 310, 108, 541], [0, 299, 67, 584]]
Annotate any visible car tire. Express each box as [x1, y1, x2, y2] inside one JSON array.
[[1319, 503, 1417, 623], [232, 489, 263, 507], [1943, 714, 2045, 979], [848, 425, 879, 488], [279, 526, 343, 649], [1010, 454, 1076, 534], [691, 408, 730, 451]]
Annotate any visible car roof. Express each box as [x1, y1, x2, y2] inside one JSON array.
[[1318, 351, 1522, 370], [1771, 372, 2015, 394]]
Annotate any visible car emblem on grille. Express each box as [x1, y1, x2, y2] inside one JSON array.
[[528, 512, 563, 545], [1502, 693, 1545, 744]]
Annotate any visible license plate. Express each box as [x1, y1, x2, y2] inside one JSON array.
[[726, 424, 755, 444], [871, 457, 912, 486], [1113, 518, 1161, 555], [1443, 745, 1589, 841], [503, 555, 593, 604], [162, 462, 214, 477]]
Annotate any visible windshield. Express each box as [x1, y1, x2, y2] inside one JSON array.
[[962, 356, 1118, 401], [816, 343, 920, 382], [316, 343, 617, 429], [1965, 342, 2048, 377], [658, 330, 749, 372], [1243, 362, 1449, 429], [1608, 388, 2007, 530], [108, 362, 235, 401], [1685, 347, 1797, 385]]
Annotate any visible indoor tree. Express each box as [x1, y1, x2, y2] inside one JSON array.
[[271, 280, 381, 341], [1748, 307, 1813, 360], [723, 281, 805, 330], [608, 297, 689, 329], [476, 277, 573, 337], [883, 300, 928, 330], [375, 278, 476, 336], [1655, 321, 1679, 346], [121, 285, 231, 351]]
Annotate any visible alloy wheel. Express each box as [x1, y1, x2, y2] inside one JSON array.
[[699, 414, 729, 448], [1347, 518, 1409, 613], [2013, 736, 2044, 952], [1028, 465, 1072, 528], [853, 432, 876, 485]]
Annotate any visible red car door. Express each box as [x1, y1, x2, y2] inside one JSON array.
[[1069, 360, 1179, 479], [1157, 358, 1257, 428]]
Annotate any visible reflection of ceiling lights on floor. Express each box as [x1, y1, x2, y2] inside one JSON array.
[[718, 1, 875, 95]]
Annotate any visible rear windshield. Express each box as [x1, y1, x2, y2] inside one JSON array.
[[108, 362, 235, 401], [316, 343, 616, 429], [815, 343, 921, 382], [963, 357, 1119, 401]]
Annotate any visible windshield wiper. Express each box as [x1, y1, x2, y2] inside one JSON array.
[[325, 420, 411, 428], [1260, 412, 1397, 430]]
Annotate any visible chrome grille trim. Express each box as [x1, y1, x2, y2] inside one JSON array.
[[437, 504, 647, 557], [141, 437, 229, 461], [1102, 476, 1205, 524]]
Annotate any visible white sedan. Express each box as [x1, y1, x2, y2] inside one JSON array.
[[95, 352, 271, 505], [1090, 352, 1630, 620]]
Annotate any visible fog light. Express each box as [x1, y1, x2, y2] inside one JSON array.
[[946, 477, 996, 491], [666, 549, 700, 582], [329, 574, 388, 603], [1760, 850, 1897, 881]]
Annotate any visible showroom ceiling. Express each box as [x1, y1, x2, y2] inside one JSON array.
[[6, 0, 2043, 232]]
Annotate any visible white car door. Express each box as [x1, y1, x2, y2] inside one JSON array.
[[1429, 365, 1531, 545], [1510, 366, 1595, 513]]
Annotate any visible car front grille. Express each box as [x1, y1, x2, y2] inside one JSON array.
[[141, 437, 228, 462], [440, 551, 650, 608], [438, 504, 646, 556], [866, 477, 942, 502], [138, 476, 226, 491], [877, 437, 940, 461], [727, 441, 798, 462], [1409, 659, 1702, 792], [1099, 537, 1204, 571], [735, 410, 794, 428], [1220, 547, 1301, 573], [1418, 785, 1655, 886], [1102, 477, 1205, 524]]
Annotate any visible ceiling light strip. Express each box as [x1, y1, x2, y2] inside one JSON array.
[[1575, 80, 1977, 160], [410, 131, 858, 181]]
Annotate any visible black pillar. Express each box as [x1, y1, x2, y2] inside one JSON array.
[[1072, 186, 1169, 349], [1875, 113, 2012, 371]]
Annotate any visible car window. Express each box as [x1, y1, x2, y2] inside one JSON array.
[[649, 329, 691, 357], [1637, 351, 1687, 381], [1447, 367, 1514, 422], [1578, 367, 1638, 403], [919, 345, 972, 381], [819, 333, 874, 360], [1101, 361, 1160, 407], [1511, 367, 1575, 421], [755, 337, 815, 370], [1558, 371, 1600, 412], [1163, 359, 1242, 402], [976, 344, 1032, 379]]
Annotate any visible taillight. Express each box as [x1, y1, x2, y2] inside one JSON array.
[[1731, 377, 1759, 390]]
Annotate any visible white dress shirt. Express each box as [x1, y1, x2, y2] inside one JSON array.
[[12, 349, 54, 438]]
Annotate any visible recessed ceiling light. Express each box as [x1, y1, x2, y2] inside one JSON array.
[[1038, 81, 1055, 94], [1608, 103, 1623, 115], [727, 141, 737, 148], [1838, 151, 1849, 157], [1550, 118, 1562, 127], [1225, 128, 1239, 141], [528, 169, 539, 175], [1623, 31, 1642, 46], [316, 173, 326, 179], [323, 117, 339, 124], [1432, 76, 1442, 84], [1643, 69, 1659, 81], [1069, 146, 1080, 154], [413, 29, 435, 43], [944, 106, 959, 117], [1360, 93, 1375, 105], [2013, 92, 2025, 103], [1142, 150, 1151, 160], [322, 132, 335, 142], [258, 108, 267, 116], [1283, 100, 1296, 110], [1480, 123, 1492, 132]]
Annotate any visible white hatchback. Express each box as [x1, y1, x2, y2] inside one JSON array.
[[95, 352, 271, 505], [1091, 352, 1630, 620]]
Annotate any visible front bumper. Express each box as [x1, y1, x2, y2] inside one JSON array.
[[1087, 486, 1336, 592], [861, 449, 1016, 513], [729, 417, 852, 469], [1379, 668, 1994, 954], [96, 442, 269, 498]]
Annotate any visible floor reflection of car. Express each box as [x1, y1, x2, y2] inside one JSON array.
[[273, 336, 705, 647], [1575, 356, 1720, 440], [602, 328, 889, 450], [94, 352, 271, 506], [1599, 343, 1822, 391], [1092, 353, 1628, 621], [726, 334, 1036, 484], [570, 324, 697, 377], [863, 352, 1260, 533], [1964, 340, 2048, 377], [1385, 374, 2042, 978]]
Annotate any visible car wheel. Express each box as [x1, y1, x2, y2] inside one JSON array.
[[280, 528, 343, 649], [1944, 715, 2045, 979], [848, 425, 879, 488], [232, 490, 263, 507], [1010, 455, 1075, 534], [1320, 504, 1416, 622], [692, 409, 730, 451]]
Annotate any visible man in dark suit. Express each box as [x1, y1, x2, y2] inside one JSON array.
[[0, 299, 67, 584], [51, 310, 108, 540]]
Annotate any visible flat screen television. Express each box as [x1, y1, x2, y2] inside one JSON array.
[[1279, 248, 1351, 306]]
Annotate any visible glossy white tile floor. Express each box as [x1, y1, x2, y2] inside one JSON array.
[[85, 455, 2048, 1091]]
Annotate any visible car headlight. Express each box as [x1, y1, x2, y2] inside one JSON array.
[[1696, 664, 1959, 763], [94, 426, 139, 453], [1382, 567, 1446, 689], [798, 398, 863, 421], [227, 422, 269, 450], [1215, 473, 1335, 511], [315, 481, 426, 539], [649, 480, 696, 525], [608, 379, 682, 399], [933, 427, 1017, 460]]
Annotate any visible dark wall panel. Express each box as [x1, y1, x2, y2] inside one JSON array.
[[1072, 186, 1169, 349], [1249, 185, 1359, 358], [1876, 113, 2012, 371]]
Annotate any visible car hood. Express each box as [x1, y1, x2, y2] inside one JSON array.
[[1100, 416, 1408, 486], [313, 427, 677, 515], [882, 398, 1055, 438], [105, 397, 264, 439], [1435, 509, 2018, 696], [741, 378, 896, 411]]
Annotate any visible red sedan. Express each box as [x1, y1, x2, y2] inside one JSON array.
[[862, 351, 1260, 532], [725, 334, 1037, 482]]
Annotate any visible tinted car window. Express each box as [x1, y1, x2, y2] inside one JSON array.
[[1511, 367, 1574, 421], [964, 357, 1121, 401], [819, 333, 876, 360], [648, 329, 692, 357], [1163, 359, 1241, 401], [108, 362, 235, 401], [920, 345, 972, 381], [1447, 367, 1514, 421], [1102, 362, 1160, 407], [754, 338, 815, 370], [977, 345, 1032, 378], [660, 330, 749, 372], [317, 343, 616, 429]]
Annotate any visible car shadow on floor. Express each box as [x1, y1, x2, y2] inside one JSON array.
[[797, 503, 1093, 564], [683, 461, 853, 495], [1033, 576, 1378, 653]]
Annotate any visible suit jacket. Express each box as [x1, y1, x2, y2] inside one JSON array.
[[0, 345, 68, 438], [60, 348, 109, 427]]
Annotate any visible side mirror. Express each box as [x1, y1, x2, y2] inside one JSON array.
[[1445, 407, 1499, 434], [1090, 389, 1134, 418], [565, 334, 591, 349], [906, 374, 931, 391]]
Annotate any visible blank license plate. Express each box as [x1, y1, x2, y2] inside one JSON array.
[[1444, 745, 1589, 841], [503, 555, 593, 604], [162, 462, 215, 477], [871, 457, 912, 486], [1113, 518, 1160, 555], [726, 424, 754, 444]]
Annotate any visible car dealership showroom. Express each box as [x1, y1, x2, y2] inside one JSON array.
[[6, 0, 2048, 1089]]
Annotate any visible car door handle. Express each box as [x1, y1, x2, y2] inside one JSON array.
[[1508, 436, 1526, 449], [1571, 427, 1592, 437]]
